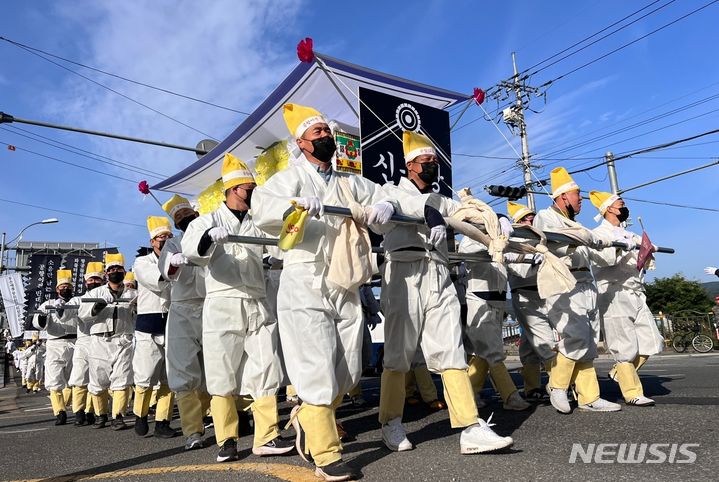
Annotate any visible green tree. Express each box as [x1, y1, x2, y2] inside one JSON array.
[[645, 274, 713, 314]]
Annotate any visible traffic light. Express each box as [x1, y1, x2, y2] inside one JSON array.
[[485, 184, 527, 200]]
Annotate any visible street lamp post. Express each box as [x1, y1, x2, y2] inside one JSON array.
[[0, 218, 59, 273]]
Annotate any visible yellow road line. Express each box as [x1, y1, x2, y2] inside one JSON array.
[[7, 462, 317, 482]]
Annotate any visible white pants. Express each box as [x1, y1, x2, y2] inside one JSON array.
[[546, 281, 599, 362], [26, 355, 40, 381], [381, 259, 467, 374], [598, 290, 664, 362], [88, 334, 134, 394], [464, 294, 506, 366], [512, 289, 557, 363], [204, 296, 283, 399], [44, 338, 74, 391], [133, 331, 168, 388], [69, 336, 92, 387], [277, 263, 362, 406], [167, 300, 205, 393]]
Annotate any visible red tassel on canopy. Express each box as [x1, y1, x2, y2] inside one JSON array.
[[297, 37, 314, 63], [473, 87, 485, 105], [138, 180, 151, 195]]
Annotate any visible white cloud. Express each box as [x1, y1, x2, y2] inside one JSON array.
[[42, 0, 303, 185]]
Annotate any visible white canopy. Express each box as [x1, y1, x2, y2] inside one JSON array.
[[152, 53, 468, 195]]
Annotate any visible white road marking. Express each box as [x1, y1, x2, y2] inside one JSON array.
[[24, 406, 51, 412], [0, 427, 48, 434]]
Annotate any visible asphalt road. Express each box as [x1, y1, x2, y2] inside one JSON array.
[[1, 352, 717, 481]]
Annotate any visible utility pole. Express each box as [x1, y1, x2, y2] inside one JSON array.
[[605, 151, 619, 194], [511, 52, 535, 211]]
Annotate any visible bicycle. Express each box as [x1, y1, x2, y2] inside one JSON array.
[[671, 324, 715, 353]]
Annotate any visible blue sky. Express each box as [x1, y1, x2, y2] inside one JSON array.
[[1, 0, 717, 281]]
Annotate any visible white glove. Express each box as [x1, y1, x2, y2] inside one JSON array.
[[705, 266, 718, 276], [367, 201, 395, 225], [169, 252, 188, 267], [615, 235, 636, 251], [292, 197, 323, 217], [532, 253, 544, 265], [53, 298, 66, 308], [503, 252, 523, 263], [428, 225, 447, 247], [591, 233, 612, 249], [498, 216, 514, 237], [208, 226, 229, 243]]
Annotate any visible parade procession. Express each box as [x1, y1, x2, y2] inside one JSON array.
[[1, 2, 719, 481]]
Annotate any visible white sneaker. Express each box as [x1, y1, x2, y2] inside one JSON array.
[[381, 417, 413, 452], [627, 395, 655, 407], [548, 387, 571, 414], [503, 391, 531, 411], [579, 397, 622, 412], [460, 415, 513, 454]]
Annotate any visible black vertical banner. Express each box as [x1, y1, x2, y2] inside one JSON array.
[[61, 254, 92, 294], [23, 254, 62, 316], [359, 87, 453, 197]]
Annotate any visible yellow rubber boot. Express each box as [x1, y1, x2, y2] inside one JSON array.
[[49, 390, 66, 416], [112, 389, 130, 418], [549, 353, 576, 390], [72, 386, 88, 413], [467, 356, 489, 395], [62, 387, 72, 408], [633, 355, 649, 371], [489, 362, 519, 403], [200, 391, 211, 414], [26, 380, 34, 391], [251, 395, 281, 448], [176, 391, 205, 437], [86, 391, 95, 414], [154, 384, 175, 422], [149, 388, 158, 408], [133, 386, 152, 418], [415, 366, 439, 403], [286, 385, 297, 397], [93, 390, 109, 416], [615, 362, 643, 401], [544, 356, 556, 378], [573, 362, 601, 406], [297, 403, 342, 467], [440, 369, 479, 428], [211, 395, 238, 447], [379, 369, 406, 424], [521, 363, 542, 394]]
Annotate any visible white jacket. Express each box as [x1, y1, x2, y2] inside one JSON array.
[[159, 234, 206, 302], [58, 295, 93, 338], [252, 156, 394, 267], [591, 220, 645, 294], [133, 252, 171, 315], [182, 202, 265, 299], [458, 237, 507, 294], [32, 299, 77, 339], [533, 206, 594, 284], [77, 285, 136, 335]]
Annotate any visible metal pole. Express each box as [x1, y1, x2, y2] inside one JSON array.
[[0, 232, 5, 273], [0, 112, 208, 155], [512, 52, 535, 211], [605, 151, 619, 194]]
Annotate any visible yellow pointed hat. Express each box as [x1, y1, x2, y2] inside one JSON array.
[[507, 201, 534, 223], [84, 262, 104, 280], [56, 269, 73, 287], [550, 167, 580, 198], [283, 103, 327, 139], [222, 153, 255, 191], [105, 253, 125, 269], [589, 190, 620, 215], [162, 194, 193, 219], [403, 131, 436, 163], [147, 216, 172, 239], [124, 272, 135, 282]]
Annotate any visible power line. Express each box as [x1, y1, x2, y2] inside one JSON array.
[[1, 140, 138, 183], [3, 38, 219, 140], [539, 0, 719, 87], [0, 35, 251, 116], [0, 197, 145, 227], [622, 196, 719, 212], [0, 126, 166, 179]]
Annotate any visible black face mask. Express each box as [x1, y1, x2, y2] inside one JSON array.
[[108, 272, 125, 284], [565, 203, 576, 221], [244, 188, 254, 209], [157, 240, 167, 251], [417, 162, 439, 184], [86, 283, 101, 292], [177, 215, 196, 233], [617, 207, 630, 222], [307, 136, 336, 163], [59, 289, 73, 301]]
